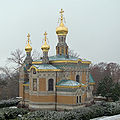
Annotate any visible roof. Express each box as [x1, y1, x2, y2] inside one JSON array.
[[49, 55, 78, 61], [33, 55, 91, 64], [56, 79, 86, 88], [49, 55, 90, 62], [89, 74, 95, 84], [28, 64, 61, 71]]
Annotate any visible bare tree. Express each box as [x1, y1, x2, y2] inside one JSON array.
[[7, 49, 25, 67], [0, 74, 7, 88], [0, 66, 13, 79], [0, 66, 19, 99], [7, 49, 41, 68], [0, 48, 41, 100], [68, 49, 79, 58], [105, 63, 120, 83], [32, 49, 41, 60], [90, 62, 120, 94]]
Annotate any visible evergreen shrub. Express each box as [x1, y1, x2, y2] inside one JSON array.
[[0, 99, 20, 108], [0, 107, 28, 119], [22, 102, 120, 120]]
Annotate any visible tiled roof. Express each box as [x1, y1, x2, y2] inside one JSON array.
[[34, 55, 89, 62], [49, 55, 78, 61], [33, 64, 59, 70], [56, 79, 85, 87]]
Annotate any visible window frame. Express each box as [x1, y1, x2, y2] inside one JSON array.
[[33, 78, 37, 91], [48, 79, 54, 91], [76, 75, 80, 83]]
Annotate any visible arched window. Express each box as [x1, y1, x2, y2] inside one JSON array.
[[76, 96, 81, 104], [76, 96, 78, 103], [76, 75, 79, 83], [79, 96, 81, 103], [48, 79, 54, 91]]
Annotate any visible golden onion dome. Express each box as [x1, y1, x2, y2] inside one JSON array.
[[56, 22, 68, 35], [56, 9, 68, 35], [41, 32, 50, 52], [25, 33, 32, 52]]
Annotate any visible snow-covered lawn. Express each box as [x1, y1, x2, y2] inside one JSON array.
[[91, 114, 120, 120]]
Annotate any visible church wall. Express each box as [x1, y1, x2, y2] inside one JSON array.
[[52, 63, 90, 84], [82, 71, 87, 84], [19, 66, 27, 98], [20, 61, 92, 109], [39, 78, 46, 91], [82, 92, 87, 103], [87, 85, 94, 101], [24, 92, 29, 100], [29, 70, 60, 92], [29, 78, 32, 90], [56, 77, 61, 83], [70, 71, 75, 80], [29, 95, 55, 103], [19, 83, 23, 98], [57, 95, 76, 105]]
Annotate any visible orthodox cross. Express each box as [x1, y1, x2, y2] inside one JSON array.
[[27, 33, 30, 43], [60, 9, 64, 21], [44, 32, 47, 42]]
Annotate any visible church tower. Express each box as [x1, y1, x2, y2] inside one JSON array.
[[24, 33, 33, 69], [41, 32, 50, 64], [56, 9, 68, 57]]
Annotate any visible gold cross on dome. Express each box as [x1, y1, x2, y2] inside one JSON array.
[[27, 33, 30, 42], [60, 9, 64, 22], [44, 32, 47, 41], [60, 9, 64, 15]]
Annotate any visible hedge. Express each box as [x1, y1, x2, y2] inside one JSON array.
[[0, 99, 20, 108], [0, 102, 120, 119], [21, 102, 120, 120], [0, 107, 28, 120]]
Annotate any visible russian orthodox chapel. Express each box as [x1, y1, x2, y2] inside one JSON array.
[[19, 9, 95, 110]]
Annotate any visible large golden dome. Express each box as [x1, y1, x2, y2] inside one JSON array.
[[56, 9, 68, 35], [56, 22, 68, 35], [25, 33, 32, 52], [41, 32, 50, 52]]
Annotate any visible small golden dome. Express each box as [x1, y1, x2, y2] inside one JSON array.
[[41, 32, 50, 52], [25, 33, 32, 52], [56, 9, 68, 35]]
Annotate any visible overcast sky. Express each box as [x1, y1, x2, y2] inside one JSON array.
[[0, 0, 120, 66]]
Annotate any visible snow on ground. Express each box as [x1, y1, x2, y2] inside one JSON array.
[[91, 114, 120, 120]]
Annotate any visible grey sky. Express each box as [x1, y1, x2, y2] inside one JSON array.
[[0, 0, 120, 66]]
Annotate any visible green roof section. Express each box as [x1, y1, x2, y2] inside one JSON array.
[[49, 55, 78, 61], [34, 55, 90, 62], [33, 64, 60, 70], [56, 79, 85, 87], [89, 74, 95, 83]]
